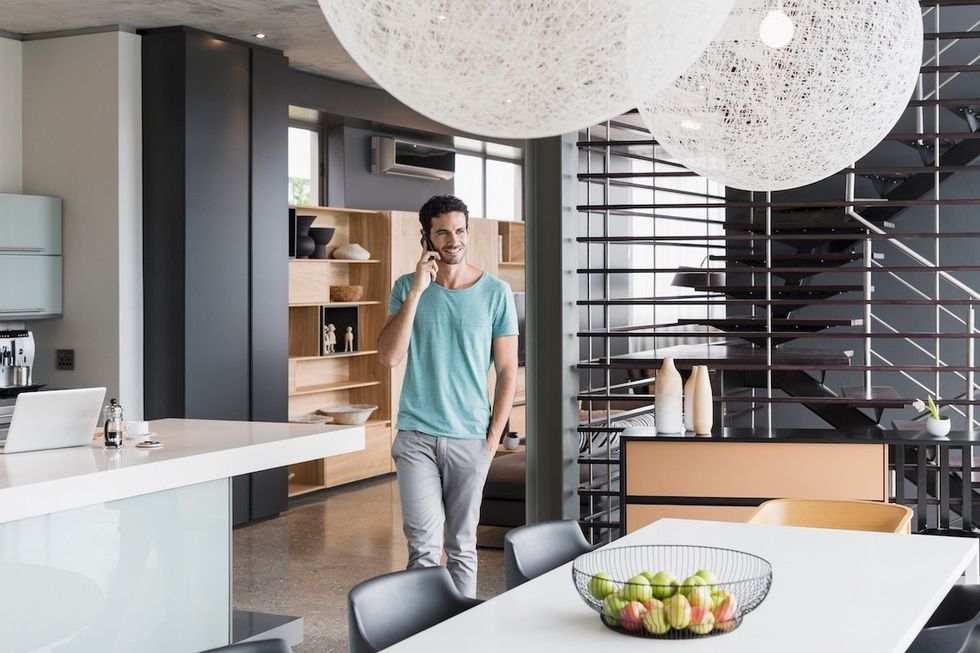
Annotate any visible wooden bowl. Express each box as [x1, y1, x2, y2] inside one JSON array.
[[330, 285, 364, 302], [316, 403, 378, 425]]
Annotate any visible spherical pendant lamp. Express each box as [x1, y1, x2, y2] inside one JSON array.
[[638, 0, 923, 192], [318, 0, 735, 139]]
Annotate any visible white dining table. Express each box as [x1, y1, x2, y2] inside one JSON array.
[[385, 518, 980, 653]]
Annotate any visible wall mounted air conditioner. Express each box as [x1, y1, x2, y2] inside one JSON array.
[[371, 136, 455, 181]]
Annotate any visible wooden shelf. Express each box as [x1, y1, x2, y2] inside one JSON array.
[[287, 483, 327, 498], [288, 301, 382, 307], [289, 380, 381, 397], [289, 258, 381, 264], [291, 204, 381, 215], [499, 261, 525, 267], [290, 350, 379, 362], [364, 419, 391, 428]]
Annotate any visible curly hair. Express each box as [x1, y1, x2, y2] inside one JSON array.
[[419, 195, 469, 235]]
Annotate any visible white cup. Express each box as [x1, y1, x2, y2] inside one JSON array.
[[503, 432, 520, 450], [125, 420, 150, 439]]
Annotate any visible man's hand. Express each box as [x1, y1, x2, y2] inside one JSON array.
[[412, 246, 439, 294], [486, 430, 500, 459]]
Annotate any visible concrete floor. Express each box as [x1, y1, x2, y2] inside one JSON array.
[[233, 475, 508, 652]]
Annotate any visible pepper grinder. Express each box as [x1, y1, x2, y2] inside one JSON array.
[[103, 398, 124, 449]]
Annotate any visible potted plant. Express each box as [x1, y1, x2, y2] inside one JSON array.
[[913, 396, 951, 436]]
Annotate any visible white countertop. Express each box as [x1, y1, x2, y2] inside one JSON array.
[[0, 418, 364, 524]]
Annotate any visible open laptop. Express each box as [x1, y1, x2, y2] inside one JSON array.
[[1, 387, 106, 454]]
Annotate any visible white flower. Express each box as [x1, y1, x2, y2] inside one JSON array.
[[912, 398, 926, 412]]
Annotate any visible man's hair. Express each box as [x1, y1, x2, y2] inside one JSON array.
[[419, 195, 469, 235]]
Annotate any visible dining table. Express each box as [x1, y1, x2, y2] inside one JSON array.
[[385, 518, 980, 653]]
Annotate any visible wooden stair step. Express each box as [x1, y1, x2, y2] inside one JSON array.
[[840, 386, 908, 408], [693, 285, 864, 299]]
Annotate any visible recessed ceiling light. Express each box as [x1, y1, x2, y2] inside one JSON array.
[[255, 33, 267, 39]]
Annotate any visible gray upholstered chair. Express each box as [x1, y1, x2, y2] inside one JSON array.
[[503, 519, 591, 590], [348, 567, 482, 653], [199, 638, 291, 653]]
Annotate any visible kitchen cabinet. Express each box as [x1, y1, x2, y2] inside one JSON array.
[[0, 255, 62, 319], [0, 194, 63, 320]]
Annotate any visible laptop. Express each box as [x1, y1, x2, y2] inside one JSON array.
[[0, 387, 106, 454]]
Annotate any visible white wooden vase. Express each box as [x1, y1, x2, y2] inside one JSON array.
[[693, 365, 713, 435], [655, 357, 683, 434]]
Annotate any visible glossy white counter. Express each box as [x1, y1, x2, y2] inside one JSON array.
[[0, 418, 364, 524]]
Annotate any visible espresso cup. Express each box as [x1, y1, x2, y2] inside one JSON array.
[[125, 420, 150, 439]]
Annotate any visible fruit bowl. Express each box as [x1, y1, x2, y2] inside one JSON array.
[[572, 545, 772, 639], [316, 403, 378, 425]]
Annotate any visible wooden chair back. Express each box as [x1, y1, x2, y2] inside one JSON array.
[[747, 499, 913, 534]]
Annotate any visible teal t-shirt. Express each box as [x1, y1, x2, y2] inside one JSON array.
[[389, 272, 518, 439]]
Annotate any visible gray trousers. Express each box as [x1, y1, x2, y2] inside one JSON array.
[[391, 430, 492, 598]]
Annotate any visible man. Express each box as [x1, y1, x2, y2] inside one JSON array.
[[378, 194, 518, 598]]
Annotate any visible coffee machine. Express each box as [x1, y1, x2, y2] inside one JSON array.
[[0, 330, 35, 391]]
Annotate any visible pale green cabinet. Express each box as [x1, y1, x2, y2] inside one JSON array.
[[0, 194, 62, 319]]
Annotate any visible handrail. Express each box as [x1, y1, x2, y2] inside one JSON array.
[[870, 313, 980, 391], [921, 17, 980, 100], [869, 347, 978, 428], [870, 260, 976, 329], [844, 175, 980, 300]]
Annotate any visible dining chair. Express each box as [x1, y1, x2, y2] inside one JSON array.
[[747, 498, 914, 534], [198, 638, 291, 653], [348, 567, 482, 653], [906, 584, 980, 653], [504, 519, 592, 589]]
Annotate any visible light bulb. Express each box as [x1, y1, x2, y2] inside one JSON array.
[[759, 9, 794, 48], [680, 118, 702, 131]]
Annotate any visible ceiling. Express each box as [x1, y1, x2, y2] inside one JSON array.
[[1, 0, 375, 86]]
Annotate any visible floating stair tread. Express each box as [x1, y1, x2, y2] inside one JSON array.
[[693, 285, 864, 298], [840, 386, 907, 408], [608, 342, 854, 368], [678, 318, 862, 328]]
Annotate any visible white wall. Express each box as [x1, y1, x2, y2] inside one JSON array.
[[22, 31, 143, 418], [0, 37, 22, 194]]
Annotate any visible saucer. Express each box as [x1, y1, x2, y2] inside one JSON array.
[[125, 431, 157, 441]]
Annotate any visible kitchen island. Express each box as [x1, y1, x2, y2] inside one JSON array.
[[0, 418, 364, 653]]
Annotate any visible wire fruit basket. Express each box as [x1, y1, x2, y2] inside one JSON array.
[[571, 545, 772, 639]]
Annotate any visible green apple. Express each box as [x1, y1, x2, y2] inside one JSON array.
[[622, 574, 653, 602], [648, 571, 679, 600], [711, 589, 730, 610], [695, 568, 719, 591], [679, 574, 707, 598], [587, 572, 618, 600], [640, 570, 658, 584], [603, 594, 630, 626]]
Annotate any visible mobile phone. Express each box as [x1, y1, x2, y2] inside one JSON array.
[[420, 235, 441, 261]]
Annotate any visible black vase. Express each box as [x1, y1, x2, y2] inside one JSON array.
[[295, 215, 316, 259], [309, 227, 336, 260]]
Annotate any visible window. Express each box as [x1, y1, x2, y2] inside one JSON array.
[[453, 137, 523, 221], [288, 125, 321, 206]]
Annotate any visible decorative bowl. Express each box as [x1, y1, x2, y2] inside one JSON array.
[[288, 414, 334, 425], [571, 544, 772, 639], [332, 242, 371, 260], [316, 403, 378, 425], [329, 285, 364, 302], [308, 227, 336, 259]]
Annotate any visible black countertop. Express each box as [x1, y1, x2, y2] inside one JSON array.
[[620, 427, 980, 445]]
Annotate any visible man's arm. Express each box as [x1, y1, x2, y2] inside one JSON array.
[[378, 250, 438, 367], [486, 335, 519, 456]]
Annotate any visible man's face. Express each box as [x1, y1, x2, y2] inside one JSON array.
[[425, 211, 468, 266]]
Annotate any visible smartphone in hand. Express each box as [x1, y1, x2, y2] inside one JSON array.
[[420, 235, 441, 261]]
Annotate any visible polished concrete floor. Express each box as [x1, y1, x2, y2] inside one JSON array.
[[233, 475, 508, 652]]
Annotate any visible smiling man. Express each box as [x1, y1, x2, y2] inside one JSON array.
[[378, 194, 518, 598]]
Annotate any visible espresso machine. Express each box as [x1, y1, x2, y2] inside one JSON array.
[[0, 330, 36, 392]]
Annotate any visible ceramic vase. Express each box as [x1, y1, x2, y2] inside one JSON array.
[[332, 242, 371, 260], [295, 215, 316, 259], [309, 227, 336, 259], [693, 365, 713, 436], [683, 366, 699, 431], [926, 416, 951, 436], [655, 357, 683, 434]]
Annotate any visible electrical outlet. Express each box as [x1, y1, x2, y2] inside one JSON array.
[[56, 349, 74, 371]]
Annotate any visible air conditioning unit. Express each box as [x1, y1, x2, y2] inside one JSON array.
[[371, 136, 455, 181]]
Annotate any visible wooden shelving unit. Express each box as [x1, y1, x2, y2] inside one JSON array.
[[287, 205, 393, 496]]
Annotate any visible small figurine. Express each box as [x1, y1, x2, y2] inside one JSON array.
[[344, 326, 354, 352], [324, 323, 337, 353]]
